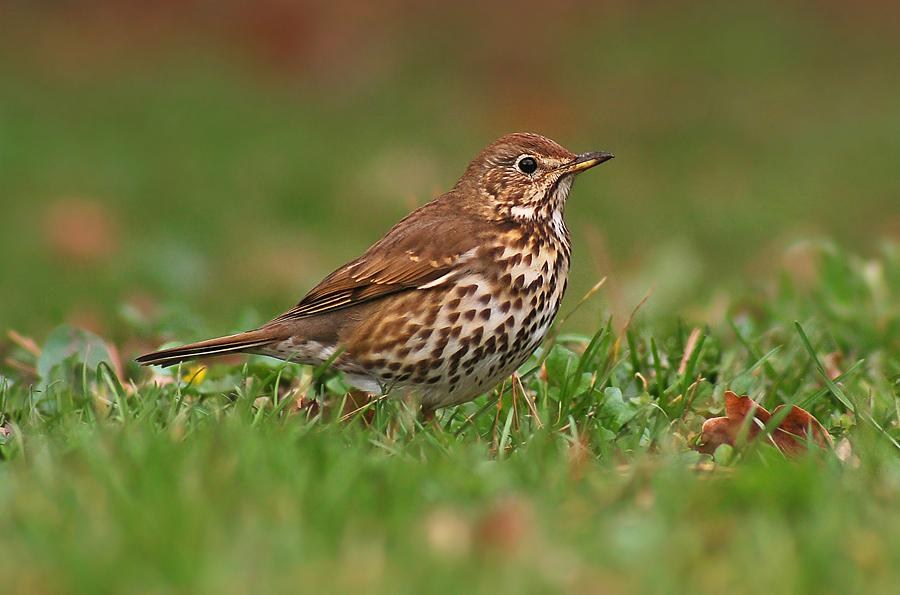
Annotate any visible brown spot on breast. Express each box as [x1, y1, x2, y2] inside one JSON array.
[[432, 334, 450, 357]]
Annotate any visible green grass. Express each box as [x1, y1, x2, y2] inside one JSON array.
[[1, 2, 899, 592], [1, 243, 898, 594]]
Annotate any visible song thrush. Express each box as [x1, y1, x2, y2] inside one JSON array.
[[138, 133, 613, 414]]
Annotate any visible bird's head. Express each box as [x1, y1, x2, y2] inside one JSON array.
[[455, 132, 613, 222]]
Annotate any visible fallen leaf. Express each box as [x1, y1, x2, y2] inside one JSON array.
[[475, 497, 534, 554], [43, 198, 119, 265], [697, 391, 833, 457]]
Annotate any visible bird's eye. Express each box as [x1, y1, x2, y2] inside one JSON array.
[[516, 155, 538, 174]]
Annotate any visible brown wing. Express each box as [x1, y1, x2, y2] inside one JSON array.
[[271, 198, 482, 322]]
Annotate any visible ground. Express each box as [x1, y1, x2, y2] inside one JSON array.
[[1, 244, 898, 594], [1, 2, 899, 593]]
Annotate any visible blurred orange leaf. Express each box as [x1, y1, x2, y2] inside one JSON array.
[[43, 198, 119, 265], [698, 391, 833, 457]]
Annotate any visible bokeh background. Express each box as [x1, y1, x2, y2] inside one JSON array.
[[2, 0, 898, 346]]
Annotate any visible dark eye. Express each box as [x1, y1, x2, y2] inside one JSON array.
[[516, 156, 538, 174]]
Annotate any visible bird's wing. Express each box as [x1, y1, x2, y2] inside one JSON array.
[[271, 200, 484, 321]]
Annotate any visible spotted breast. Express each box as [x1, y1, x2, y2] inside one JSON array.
[[338, 218, 570, 411]]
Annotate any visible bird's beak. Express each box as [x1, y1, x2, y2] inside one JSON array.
[[561, 151, 615, 174]]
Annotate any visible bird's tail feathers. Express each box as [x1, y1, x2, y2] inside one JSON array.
[[136, 329, 281, 368]]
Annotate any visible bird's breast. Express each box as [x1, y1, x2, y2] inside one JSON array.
[[337, 224, 571, 406]]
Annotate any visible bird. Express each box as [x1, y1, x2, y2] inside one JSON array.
[[137, 133, 613, 416]]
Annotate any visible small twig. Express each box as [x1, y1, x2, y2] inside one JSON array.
[[634, 372, 649, 393], [619, 287, 654, 336], [554, 277, 607, 329], [679, 374, 705, 421], [339, 394, 389, 422], [7, 330, 41, 358], [678, 327, 702, 376], [513, 372, 543, 430]]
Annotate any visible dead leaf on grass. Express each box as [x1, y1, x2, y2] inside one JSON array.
[[476, 497, 534, 554], [697, 391, 833, 457], [43, 198, 120, 264]]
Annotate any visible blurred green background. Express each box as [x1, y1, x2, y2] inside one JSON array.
[[2, 0, 898, 347]]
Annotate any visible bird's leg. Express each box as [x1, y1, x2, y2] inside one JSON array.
[[420, 404, 436, 423]]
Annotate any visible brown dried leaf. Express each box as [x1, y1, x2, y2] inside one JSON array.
[[697, 391, 833, 457], [475, 497, 534, 554], [43, 198, 120, 264]]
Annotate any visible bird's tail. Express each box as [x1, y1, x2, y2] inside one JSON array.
[[136, 328, 282, 368]]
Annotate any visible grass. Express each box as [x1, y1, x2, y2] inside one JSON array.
[[1, 242, 898, 594], [1, 3, 899, 592]]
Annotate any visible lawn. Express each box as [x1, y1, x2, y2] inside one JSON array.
[[1, 243, 898, 594], [1, 2, 899, 593]]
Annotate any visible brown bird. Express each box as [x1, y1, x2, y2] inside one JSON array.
[[137, 133, 613, 415]]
